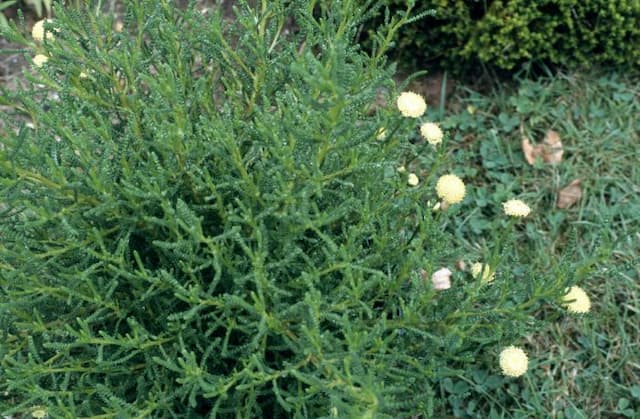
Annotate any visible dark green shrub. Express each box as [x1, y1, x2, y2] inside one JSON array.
[[1, 0, 580, 417], [374, 0, 640, 72]]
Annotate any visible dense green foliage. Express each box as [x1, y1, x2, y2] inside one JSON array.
[[374, 0, 640, 72], [0, 0, 582, 417]]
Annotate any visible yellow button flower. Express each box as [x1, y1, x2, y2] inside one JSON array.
[[436, 174, 465, 204], [562, 286, 591, 313], [420, 122, 443, 145], [32, 19, 56, 42], [407, 173, 419, 186], [32, 54, 49, 67], [397, 91, 426, 118], [499, 346, 528, 377], [503, 199, 531, 217], [471, 262, 495, 283]]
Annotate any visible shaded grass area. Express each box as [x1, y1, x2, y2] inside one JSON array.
[[437, 70, 640, 417]]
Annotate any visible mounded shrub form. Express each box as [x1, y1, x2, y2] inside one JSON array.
[[0, 0, 586, 417]]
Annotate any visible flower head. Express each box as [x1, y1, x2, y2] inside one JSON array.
[[562, 286, 591, 313], [30, 407, 48, 419], [503, 199, 531, 217], [499, 346, 528, 377], [436, 174, 465, 204], [407, 173, 419, 186], [471, 262, 495, 283], [376, 127, 386, 140], [32, 54, 49, 67], [420, 122, 444, 145], [431, 268, 451, 290], [32, 19, 56, 42], [397, 91, 426, 118]]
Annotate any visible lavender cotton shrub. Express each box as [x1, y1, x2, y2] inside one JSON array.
[[0, 0, 590, 417]]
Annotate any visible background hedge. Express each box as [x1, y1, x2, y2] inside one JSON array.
[[372, 0, 640, 73]]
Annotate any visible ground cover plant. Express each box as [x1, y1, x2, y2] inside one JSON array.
[[0, 0, 616, 417]]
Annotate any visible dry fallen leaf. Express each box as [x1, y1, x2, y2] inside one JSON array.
[[557, 179, 582, 209], [521, 126, 564, 166], [521, 136, 541, 165], [542, 130, 563, 164]]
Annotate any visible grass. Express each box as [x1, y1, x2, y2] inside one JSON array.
[[434, 69, 640, 417]]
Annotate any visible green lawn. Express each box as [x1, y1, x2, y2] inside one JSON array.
[[433, 69, 640, 417]]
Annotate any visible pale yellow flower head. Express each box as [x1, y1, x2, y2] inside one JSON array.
[[397, 91, 426, 118], [562, 286, 591, 314], [30, 407, 48, 418], [431, 267, 452, 290], [32, 19, 56, 42], [407, 173, 419, 186], [471, 262, 495, 283], [499, 346, 528, 377], [436, 174, 465, 204], [420, 122, 443, 145], [376, 127, 386, 140], [503, 199, 531, 217], [32, 54, 49, 67]]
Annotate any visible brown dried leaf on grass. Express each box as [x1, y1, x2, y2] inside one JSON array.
[[557, 179, 582, 209], [542, 130, 563, 164], [521, 126, 564, 165], [521, 136, 539, 165]]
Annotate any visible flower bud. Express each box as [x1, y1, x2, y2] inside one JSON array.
[[431, 268, 452, 290]]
